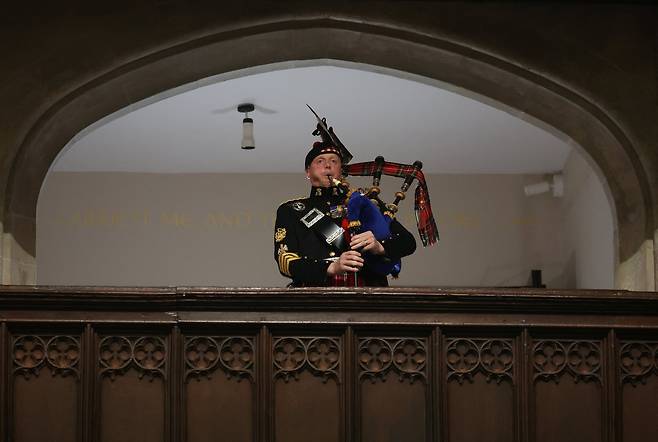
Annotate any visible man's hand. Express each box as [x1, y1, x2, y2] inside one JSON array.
[[327, 250, 364, 275], [350, 231, 385, 255]]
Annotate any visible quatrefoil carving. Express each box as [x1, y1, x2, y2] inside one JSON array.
[[185, 336, 254, 382], [13, 335, 80, 379], [99, 336, 166, 381], [533, 340, 601, 384], [620, 341, 658, 386], [360, 337, 426, 383], [446, 338, 513, 384], [273, 337, 340, 383]]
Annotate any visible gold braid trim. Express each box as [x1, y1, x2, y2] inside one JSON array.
[[278, 252, 301, 277]]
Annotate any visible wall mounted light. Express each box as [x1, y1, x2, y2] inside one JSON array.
[[238, 103, 255, 150], [524, 173, 564, 197]]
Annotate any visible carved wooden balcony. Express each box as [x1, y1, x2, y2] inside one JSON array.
[[1, 286, 657, 442]]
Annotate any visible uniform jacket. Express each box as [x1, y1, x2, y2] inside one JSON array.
[[274, 185, 416, 286]]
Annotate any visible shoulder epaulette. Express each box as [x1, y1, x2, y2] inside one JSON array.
[[280, 196, 307, 206]]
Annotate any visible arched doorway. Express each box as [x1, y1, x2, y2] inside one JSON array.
[[34, 61, 613, 288], [3, 19, 653, 288]]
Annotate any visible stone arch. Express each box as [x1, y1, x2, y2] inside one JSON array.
[[4, 19, 652, 284]]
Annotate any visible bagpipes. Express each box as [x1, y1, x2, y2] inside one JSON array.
[[307, 105, 439, 277]]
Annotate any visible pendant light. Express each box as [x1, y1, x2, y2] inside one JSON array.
[[237, 103, 255, 150]]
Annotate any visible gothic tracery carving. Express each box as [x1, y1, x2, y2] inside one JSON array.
[[533, 340, 601, 383], [99, 335, 166, 381], [446, 338, 513, 384], [307, 338, 340, 374], [620, 341, 658, 386], [360, 337, 426, 383], [133, 336, 166, 371], [13, 335, 80, 379], [185, 336, 254, 382], [273, 337, 340, 383]]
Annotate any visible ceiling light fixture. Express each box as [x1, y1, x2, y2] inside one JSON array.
[[237, 103, 255, 150]]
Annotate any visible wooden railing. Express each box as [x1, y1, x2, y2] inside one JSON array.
[[1, 286, 657, 442]]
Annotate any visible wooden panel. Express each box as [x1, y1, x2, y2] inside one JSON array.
[[447, 372, 514, 442], [359, 337, 427, 442], [186, 376, 253, 442], [184, 336, 255, 442], [532, 340, 603, 442], [97, 335, 167, 442], [14, 368, 78, 442], [100, 370, 165, 442], [534, 378, 601, 442], [361, 371, 426, 442], [619, 341, 658, 442], [11, 334, 80, 442], [444, 337, 515, 442], [622, 376, 658, 442], [273, 336, 341, 442], [275, 371, 340, 442]]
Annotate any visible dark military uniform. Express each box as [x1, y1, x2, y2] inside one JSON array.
[[274, 185, 416, 287]]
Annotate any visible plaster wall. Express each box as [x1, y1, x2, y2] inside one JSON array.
[[560, 150, 615, 289], [37, 171, 601, 288]]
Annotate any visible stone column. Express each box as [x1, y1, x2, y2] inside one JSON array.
[[1, 224, 37, 285], [615, 238, 656, 291]]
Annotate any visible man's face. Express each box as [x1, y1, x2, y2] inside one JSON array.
[[306, 153, 342, 187]]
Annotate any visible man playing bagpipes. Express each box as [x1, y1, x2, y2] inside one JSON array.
[[274, 107, 439, 287]]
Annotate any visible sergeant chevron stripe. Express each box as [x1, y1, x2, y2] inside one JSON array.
[[278, 252, 301, 277]]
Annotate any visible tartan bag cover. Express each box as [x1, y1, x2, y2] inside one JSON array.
[[345, 161, 439, 247]]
